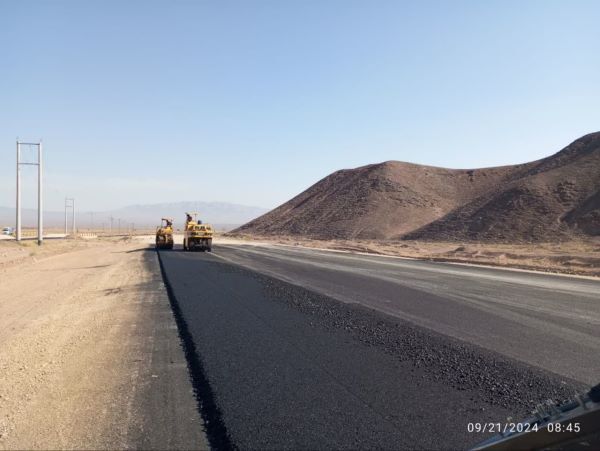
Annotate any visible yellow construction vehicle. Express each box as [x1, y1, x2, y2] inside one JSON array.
[[155, 218, 174, 249], [182, 212, 213, 252]]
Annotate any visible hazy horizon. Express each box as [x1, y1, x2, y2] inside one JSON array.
[[2, 0, 599, 211], [0, 200, 269, 229]]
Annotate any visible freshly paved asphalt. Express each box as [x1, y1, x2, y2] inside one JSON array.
[[157, 244, 596, 450], [211, 243, 600, 385]]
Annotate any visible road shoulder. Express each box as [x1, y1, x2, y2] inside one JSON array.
[[0, 242, 207, 449]]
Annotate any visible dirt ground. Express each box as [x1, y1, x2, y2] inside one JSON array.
[[0, 238, 206, 450], [227, 234, 600, 277]]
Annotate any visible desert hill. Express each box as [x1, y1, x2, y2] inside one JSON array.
[[234, 132, 600, 242]]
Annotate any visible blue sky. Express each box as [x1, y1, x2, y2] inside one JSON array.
[[1, 0, 599, 211]]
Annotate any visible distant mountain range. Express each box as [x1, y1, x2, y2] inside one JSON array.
[[0, 201, 268, 231], [234, 132, 600, 242]]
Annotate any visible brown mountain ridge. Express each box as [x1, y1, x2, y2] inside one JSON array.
[[234, 132, 600, 242]]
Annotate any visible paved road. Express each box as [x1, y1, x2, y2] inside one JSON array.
[[158, 244, 596, 450], [212, 243, 600, 385]]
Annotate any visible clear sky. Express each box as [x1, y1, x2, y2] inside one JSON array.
[[1, 0, 599, 211]]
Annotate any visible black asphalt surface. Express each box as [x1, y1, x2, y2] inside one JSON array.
[[157, 245, 591, 450], [211, 243, 600, 385]]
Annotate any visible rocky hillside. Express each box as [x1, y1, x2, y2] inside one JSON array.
[[234, 132, 600, 242]]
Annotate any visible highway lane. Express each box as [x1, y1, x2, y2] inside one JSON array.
[[211, 243, 600, 385], [158, 247, 589, 450]]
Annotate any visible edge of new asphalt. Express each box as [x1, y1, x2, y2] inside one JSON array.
[[156, 248, 233, 450]]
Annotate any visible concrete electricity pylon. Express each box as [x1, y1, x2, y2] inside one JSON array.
[[16, 140, 43, 245], [65, 198, 75, 236]]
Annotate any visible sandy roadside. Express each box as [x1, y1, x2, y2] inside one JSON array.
[[0, 238, 94, 268], [0, 239, 207, 450]]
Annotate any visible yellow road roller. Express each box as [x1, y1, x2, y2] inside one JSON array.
[[182, 212, 213, 252], [155, 218, 174, 249]]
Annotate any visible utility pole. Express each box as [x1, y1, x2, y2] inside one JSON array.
[[16, 141, 21, 241], [109, 216, 114, 234], [16, 140, 43, 245], [118, 218, 121, 234], [38, 142, 42, 245], [65, 198, 75, 236]]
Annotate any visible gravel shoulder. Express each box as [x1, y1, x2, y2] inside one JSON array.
[[0, 240, 207, 449]]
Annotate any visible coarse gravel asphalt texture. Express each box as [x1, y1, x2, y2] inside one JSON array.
[[157, 247, 586, 450], [212, 243, 600, 385]]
